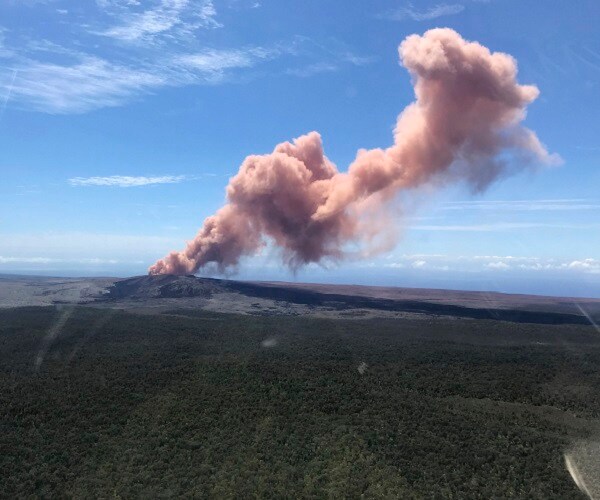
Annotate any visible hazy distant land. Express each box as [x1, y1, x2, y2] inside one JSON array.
[[1, 273, 599, 325]]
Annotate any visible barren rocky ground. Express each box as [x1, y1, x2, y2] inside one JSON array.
[[1, 273, 599, 325]]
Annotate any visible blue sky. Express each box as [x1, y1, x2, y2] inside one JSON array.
[[1, 0, 599, 297]]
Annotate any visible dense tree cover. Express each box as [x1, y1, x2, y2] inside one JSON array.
[[1, 306, 599, 498]]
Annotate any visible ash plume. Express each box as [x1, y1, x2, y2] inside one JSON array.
[[149, 28, 558, 276]]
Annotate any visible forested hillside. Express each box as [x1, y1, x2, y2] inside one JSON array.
[[1, 306, 598, 498]]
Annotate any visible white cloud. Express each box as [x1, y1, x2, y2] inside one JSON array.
[[96, 0, 221, 43], [283, 44, 373, 78], [96, 0, 143, 8], [4, 45, 278, 113], [176, 46, 279, 81], [68, 175, 186, 187], [0, 28, 15, 59], [178, 50, 255, 71], [8, 56, 165, 113], [487, 261, 510, 270], [0, 3, 372, 113], [382, 3, 465, 21], [567, 259, 600, 274], [285, 62, 339, 78], [382, 254, 600, 275], [0, 256, 55, 264]]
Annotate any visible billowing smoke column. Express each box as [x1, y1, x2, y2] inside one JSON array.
[[149, 28, 557, 276]]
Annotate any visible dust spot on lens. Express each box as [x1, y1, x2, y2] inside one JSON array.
[[565, 440, 600, 499], [261, 338, 278, 348]]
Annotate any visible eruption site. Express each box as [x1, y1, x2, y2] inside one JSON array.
[[149, 28, 558, 276]]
